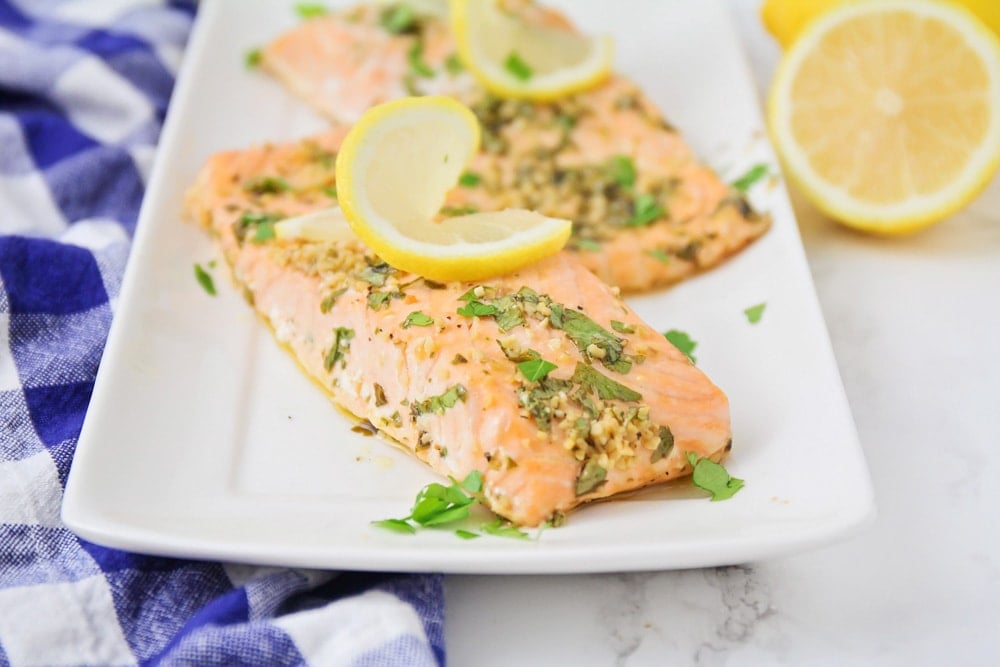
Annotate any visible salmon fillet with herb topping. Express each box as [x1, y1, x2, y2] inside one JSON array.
[[257, 2, 770, 292], [185, 132, 733, 527]]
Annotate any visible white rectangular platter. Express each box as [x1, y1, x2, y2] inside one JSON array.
[[61, 0, 875, 574]]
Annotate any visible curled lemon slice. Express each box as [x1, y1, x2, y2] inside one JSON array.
[[274, 207, 356, 242], [768, 0, 1000, 233], [335, 96, 572, 281], [450, 0, 613, 101]]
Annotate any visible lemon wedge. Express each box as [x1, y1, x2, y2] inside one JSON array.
[[335, 96, 572, 281], [450, 0, 613, 101], [274, 207, 357, 242], [768, 0, 1000, 234]]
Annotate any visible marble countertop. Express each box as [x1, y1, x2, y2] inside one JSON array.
[[444, 2, 1000, 664]]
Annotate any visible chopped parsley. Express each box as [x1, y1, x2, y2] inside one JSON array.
[[610, 320, 635, 334], [323, 185, 338, 199], [731, 163, 770, 192], [407, 38, 435, 78], [243, 176, 292, 195], [607, 155, 636, 188], [445, 53, 464, 75], [627, 193, 665, 227], [372, 470, 482, 534], [295, 3, 328, 19], [573, 239, 602, 252], [456, 299, 497, 317], [412, 384, 468, 416], [663, 329, 697, 363], [234, 211, 283, 244], [571, 362, 642, 402], [686, 452, 744, 501], [367, 289, 402, 310], [380, 4, 418, 34], [458, 171, 482, 187], [356, 261, 394, 286], [193, 263, 216, 296], [480, 518, 530, 540], [504, 51, 533, 81], [402, 311, 434, 328], [744, 302, 766, 324], [244, 48, 262, 69], [575, 459, 607, 496], [323, 327, 354, 371], [651, 425, 674, 463], [319, 287, 347, 314], [455, 529, 480, 540], [549, 304, 631, 373], [517, 358, 557, 382], [645, 248, 672, 263]]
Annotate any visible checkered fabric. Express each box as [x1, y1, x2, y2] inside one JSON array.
[[0, 1, 444, 665]]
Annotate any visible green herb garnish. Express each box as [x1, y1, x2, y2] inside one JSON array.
[[517, 358, 557, 382], [686, 452, 744, 501], [455, 529, 480, 540], [295, 3, 328, 19], [245, 48, 262, 69], [235, 211, 282, 243], [504, 51, 533, 81], [324, 327, 354, 371], [571, 362, 642, 402], [323, 185, 338, 199], [367, 289, 402, 310], [731, 163, 770, 192], [407, 38, 435, 78], [744, 302, 766, 324], [320, 287, 347, 314], [412, 384, 468, 416], [610, 320, 635, 334], [357, 262, 394, 286], [194, 263, 216, 296], [372, 470, 482, 534], [458, 171, 482, 187], [663, 329, 697, 363], [380, 4, 417, 34], [480, 518, 530, 540], [574, 239, 602, 252], [549, 304, 630, 373], [457, 300, 498, 317], [445, 52, 464, 75], [651, 425, 674, 463], [252, 220, 276, 243], [402, 311, 434, 328], [627, 193, 665, 227], [244, 176, 291, 195], [608, 155, 636, 188], [575, 459, 607, 496], [645, 248, 672, 263]]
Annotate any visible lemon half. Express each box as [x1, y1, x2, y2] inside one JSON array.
[[450, 0, 613, 101], [335, 96, 572, 281], [768, 0, 1000, 234]]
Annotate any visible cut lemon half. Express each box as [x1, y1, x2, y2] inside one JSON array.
[[768, 0, 1000, 234], [273, 207, 357, 242], [335, 96, 572, 282], [450, 0, 613, 101]]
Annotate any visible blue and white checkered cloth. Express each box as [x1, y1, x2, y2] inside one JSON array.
[[0, 1, 445, 664]]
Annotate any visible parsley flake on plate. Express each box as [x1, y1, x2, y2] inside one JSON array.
[[731, 163, 770, 192], [517, 358, 557, 382], [193, 263, 216, 296], [686, 452, 744, 501], [744, 302, 766, 324]]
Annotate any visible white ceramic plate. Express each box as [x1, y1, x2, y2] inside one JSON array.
[[61, 0, 874, 574]]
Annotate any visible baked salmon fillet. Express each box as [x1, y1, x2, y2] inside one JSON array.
[[257, 3, 770, 292], [185, 131, 733, 527]]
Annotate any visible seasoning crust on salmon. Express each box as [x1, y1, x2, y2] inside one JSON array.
[[258, 3, 771, 292], [185, 134, 733, 527]]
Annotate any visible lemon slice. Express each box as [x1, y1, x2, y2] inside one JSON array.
[[768, 0, 1000, 234], [335, 96, 572, 281], [274, 207, 357, 242], [450, 0, 613, 101]]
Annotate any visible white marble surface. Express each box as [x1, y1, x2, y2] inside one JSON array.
[[444, 1, 1000, 664]]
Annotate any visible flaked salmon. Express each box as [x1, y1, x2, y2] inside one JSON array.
[[259, 3, 770, 292], [185, 132, 733, 527]]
